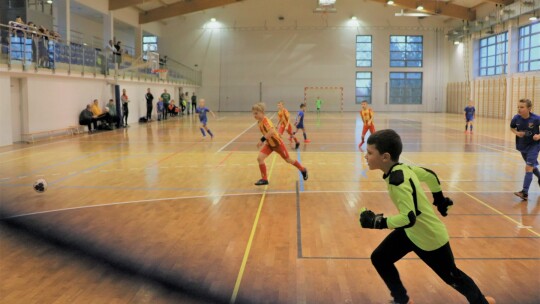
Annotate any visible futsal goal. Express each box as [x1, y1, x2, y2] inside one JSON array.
[[304, 86, 344, 112]]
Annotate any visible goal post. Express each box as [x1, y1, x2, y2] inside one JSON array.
[[304, 86, 344, 112]]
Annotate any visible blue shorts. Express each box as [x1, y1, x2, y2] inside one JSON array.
[[296, 123, 304, 130], [466, 117, 474, 122], [200, 119, 207, 126], [520, 145, 540, 167]]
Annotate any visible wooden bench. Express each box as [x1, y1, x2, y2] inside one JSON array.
[[22, 127, 78, 143]]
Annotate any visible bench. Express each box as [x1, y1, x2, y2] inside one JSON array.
[[22, 127, 78, 143]]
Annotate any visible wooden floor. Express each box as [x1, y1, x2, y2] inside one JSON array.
[[0, 112, 539, 304]]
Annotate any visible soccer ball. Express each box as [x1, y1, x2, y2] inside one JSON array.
[[33, 178, 47, 193]]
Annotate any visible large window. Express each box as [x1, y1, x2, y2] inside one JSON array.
[[390, 35, 423, 67], [356, 35, 372, 67], [356, 72, 372, 103], [518, 23, 540, 72], [479, 32, 508, 76], [143, 35, 158, 60], [389, 72, 422, 104]]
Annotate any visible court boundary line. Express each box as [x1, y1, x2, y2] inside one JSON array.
[[217, 113, 276, 153], [230, 155, 277, 304]]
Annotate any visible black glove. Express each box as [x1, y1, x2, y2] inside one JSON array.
[[433, 192, 453, 217], [359, 209, 387, 229]]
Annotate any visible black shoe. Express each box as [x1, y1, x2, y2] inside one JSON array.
[[514, 190, 528, 200], [254, 179, 269, 186], [301, 168, 308, 180], [295, 142, 300, 150]]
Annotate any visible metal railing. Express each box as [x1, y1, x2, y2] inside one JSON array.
[[0, 22, 201, 86]]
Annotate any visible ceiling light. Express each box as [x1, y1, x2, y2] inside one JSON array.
[[417, 5, 424, 10], [387, 0, 395, 5], [351, 16, 357, 20], [454, 41, 460, 45], [47, 0, 53, 3], [319, 0, 336, 5], [210, 18, 216, 22], [530, 16, 538, 21]]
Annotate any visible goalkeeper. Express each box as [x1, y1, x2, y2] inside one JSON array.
[[359, 129, 495, 304]]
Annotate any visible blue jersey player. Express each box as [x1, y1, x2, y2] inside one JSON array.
[[294, 103, 310, 143], [464, 101, 476, 133], [510, 99, 540, 200], [196, 98, 215, 139]]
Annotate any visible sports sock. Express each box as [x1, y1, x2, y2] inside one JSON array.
[[470, 125, 473, 131], [292, 160, 305, 171], [532, 167, 540, 179], [207, 129, 213, 137], [200, 128, 206, 136], [465, 124, 468, 131], [523, 172, 533, 193], [259, 164, 267, 180], [303, 133, 307, 140]]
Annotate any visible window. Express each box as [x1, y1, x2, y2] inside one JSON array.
[[389, 72, 422, 104], [143, 35, 158, 60], [356, 35, 372, 67], [518, 23, 540, 72], [479, 32, 508, 76], [356, 72, 372, 103], [390, 35, 423, 67]]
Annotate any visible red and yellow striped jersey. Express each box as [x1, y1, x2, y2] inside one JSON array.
[[360, 108, 374, 123], [278, 108, 291, 126], [259, 116, 282, 148]]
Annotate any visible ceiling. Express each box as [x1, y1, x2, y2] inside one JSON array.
[[106, 0, 518, 24]]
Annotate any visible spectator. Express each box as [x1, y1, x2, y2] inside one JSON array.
[[121, 89, 130, 127], [79, 104, 96, 132], [114, 41, 122, 65], [145, 88, 154, 121], [90, 99, 110, 128], [105, 40, 115, 68], [191, 92, 197, 114], [106, 99, 118, 127]]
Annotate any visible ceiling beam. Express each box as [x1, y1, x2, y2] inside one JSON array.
[[370, 0, 475, 21], [109, 0, 156, 11], [139, 0, 242, 24], [484, 0, 515, 5]]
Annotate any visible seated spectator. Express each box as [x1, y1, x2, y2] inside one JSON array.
[[106, 99, 118, 127], [168, 100, 179, 116], [79, 104, 96, 132], [90, 99, 110, 128]]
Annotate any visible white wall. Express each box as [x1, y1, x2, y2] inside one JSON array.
[[160, 0, 448, 112], [0, 75, 12, 146]]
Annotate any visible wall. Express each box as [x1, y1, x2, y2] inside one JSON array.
[[160, 0, 448, 112], [0, 75, 12, 146], [0, 71, 179, 146]]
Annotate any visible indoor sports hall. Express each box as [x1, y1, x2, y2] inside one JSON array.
[[0, 0, 539, 303]]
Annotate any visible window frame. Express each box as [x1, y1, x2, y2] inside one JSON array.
[[518, 23, 540, 72], [478, 32, 508, 76], [355, 71, 372, 104], [356, 35, 372, 67], [389, 72, 423, 104], [389, 35, 423, 67]]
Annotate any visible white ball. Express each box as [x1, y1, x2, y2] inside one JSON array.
[[33, 178, 47, 193]]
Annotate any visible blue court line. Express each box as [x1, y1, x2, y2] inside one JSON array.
[[296, 181, 303, 258]]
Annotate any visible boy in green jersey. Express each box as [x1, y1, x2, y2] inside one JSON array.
[[360, 129, 495, 304]]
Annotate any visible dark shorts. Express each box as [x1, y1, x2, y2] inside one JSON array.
[[520, 145, 540, 167], [296, 123, 304, 129]]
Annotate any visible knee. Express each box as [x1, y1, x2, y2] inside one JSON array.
[[370, 248, 385, 269]]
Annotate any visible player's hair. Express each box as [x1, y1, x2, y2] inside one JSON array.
[[252, 102, 266, 113], [519, 98, 532, 109], [300, 103, 306, 109], [278, 100, 283, 105], [361, 100, 368, 104], [367, 129, 402, 162]]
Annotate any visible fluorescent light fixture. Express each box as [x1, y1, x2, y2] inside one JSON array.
[[387, 0, 395, 4], [529, 14, 538, 21], [454, 41, 460, 45], [47, 0, 53, 3], [319, 0, 336, 5], [351, 16, 357, 20], [417, 5, 424, 10], [210, 18, 216, 22]]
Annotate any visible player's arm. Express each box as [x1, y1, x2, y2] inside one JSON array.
[[209, 109, 216, 118], [409, 166, 453, 216], [360, 171, 417, 229]]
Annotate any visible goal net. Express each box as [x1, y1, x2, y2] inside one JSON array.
[[304, 86, 343, 112]]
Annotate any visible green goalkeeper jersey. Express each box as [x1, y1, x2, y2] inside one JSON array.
[[383, 163, 449, 251]]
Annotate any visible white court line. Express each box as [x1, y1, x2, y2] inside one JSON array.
[[0, 140, 68, 155], [217, 113, 276, 153]]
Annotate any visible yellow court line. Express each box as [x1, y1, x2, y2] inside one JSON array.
[[230, 154, 277, 304], [450, 184, 540, 237]]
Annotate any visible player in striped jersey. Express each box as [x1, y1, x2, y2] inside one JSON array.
[[252, 102, 308, 186]]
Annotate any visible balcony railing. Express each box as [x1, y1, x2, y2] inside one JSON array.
[[0, 22, 201, 86]]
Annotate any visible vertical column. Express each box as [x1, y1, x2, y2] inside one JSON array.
[[135, 25, 143, 58], [103, 12, 114, 45], [54, 0, 70, 43]]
